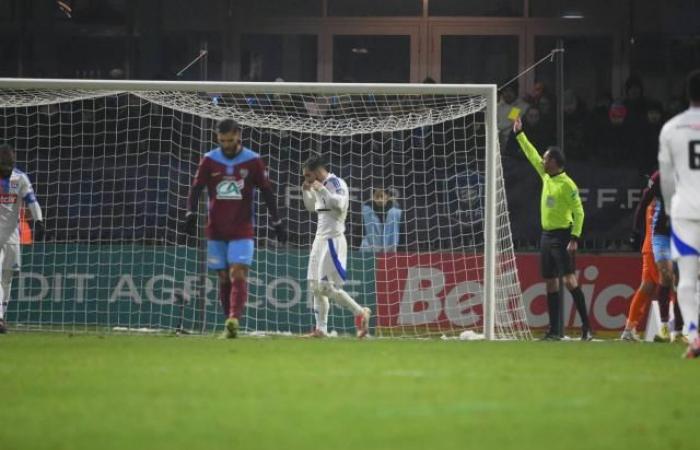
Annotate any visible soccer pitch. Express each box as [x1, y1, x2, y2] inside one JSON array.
[[2, 334, 699, 450]]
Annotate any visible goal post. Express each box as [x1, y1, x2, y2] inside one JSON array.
[[0, 78, 530, 339]]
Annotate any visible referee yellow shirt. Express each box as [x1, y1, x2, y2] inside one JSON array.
[[515, 132, 584, 238]]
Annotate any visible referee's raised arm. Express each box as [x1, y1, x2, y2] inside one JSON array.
[[512, 117, 545, 178]]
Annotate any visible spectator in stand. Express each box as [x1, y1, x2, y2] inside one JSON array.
[[524, 80, 547, 105], [666, 97, 686, 118], [497, 84, 528, 149], [536, 94, 557, 142], [623, 75, 652, 127], [563, 89, 589, 161], [585, 92, 613, 154], [360, 188, 402, 253], [592, 101, 634, 167], [637, 100, 665, 175], [520, 105, 554, 151]]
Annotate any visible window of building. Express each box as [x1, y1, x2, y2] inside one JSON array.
[[529, 0, 623, 19], [328, 0, 422, 17], [429, 0, 523, 17], [237, 0, 323, 17], [441, 35, 519, 84], [241, 34, 318, 82], [333, 35, 411, 83]]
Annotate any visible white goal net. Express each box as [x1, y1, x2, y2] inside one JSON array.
[[0, 79, 530, 339]]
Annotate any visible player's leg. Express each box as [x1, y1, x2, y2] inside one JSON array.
[[225, 239, 254, 338], [655, 261, 674, 341], [669, 262, 686, 342], [623, 251, 657, 340], [563, 272, 592, 340], [0, 242, 18, 333], [677, 256, 700, 356], [622, 282, 655, 341], [207, 240, 231, 317], [540, 233, 561, 339], [319, 236, 370, 337], [0, 248, 6, 333], [306, 237, 329, 336], [670, 218, 700, 357], [311, 290, 330, 337], [229, 263, 249, 319], [653, 234, 674, 340], [559, 242, 591, 340]]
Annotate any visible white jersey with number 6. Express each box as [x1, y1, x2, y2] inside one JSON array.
[[658, 107, 700, 220]]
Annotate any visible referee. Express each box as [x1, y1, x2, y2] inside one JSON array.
[[513, 117, 591, 341]]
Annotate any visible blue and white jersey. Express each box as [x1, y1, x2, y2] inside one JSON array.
[[303, 172, 349, 238], [658, 107, 700, 220], [0, 169, 39, 244]]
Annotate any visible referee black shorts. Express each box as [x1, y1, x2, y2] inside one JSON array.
[[540, 229, 575, 279]]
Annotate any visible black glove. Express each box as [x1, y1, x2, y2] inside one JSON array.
[[33, 220, 45, 241], [628, 231, 641, 250], [272, 220, 287, 244], [183, 212, 198, 236]]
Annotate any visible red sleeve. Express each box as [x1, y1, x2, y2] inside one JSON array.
[[632, 171, 658, 233], [254, 158, 271, 189], [192, 157, 210, 187], [187, 157, 209, 213]]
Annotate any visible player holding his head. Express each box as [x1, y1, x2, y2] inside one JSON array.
[[302, 155, 371, 338], [658, 69, 700, 357], [0, 144, 44, 334], [183, 119, 287, 338]]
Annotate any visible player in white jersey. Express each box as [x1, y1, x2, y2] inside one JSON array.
[[658, 70, 700, 357], [301, 155, 371, 338], [0, 145, 44, 334]]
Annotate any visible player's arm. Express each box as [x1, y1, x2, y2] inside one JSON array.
[[313, 178, 348, 212], [183, 157, 209, 235], [657, 127, 675, 216], [256, 159, 287, 243], [567, 180, 584, 251], [301, 185, 316, 213], [513, 117, 545, 178], [632, 182, 655, 234], [20, 174, 45, 239]]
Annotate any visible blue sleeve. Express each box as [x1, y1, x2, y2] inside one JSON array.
[[360, 204, 373, 250], [23, 192, 37, 204], [383, 207, 402, 250]]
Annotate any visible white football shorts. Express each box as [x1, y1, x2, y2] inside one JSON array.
[[307, 235, 348, 286], [671, 218, 700, 259]]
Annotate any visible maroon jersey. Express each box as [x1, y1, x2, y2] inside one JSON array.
[[191, 147, 271, 241]]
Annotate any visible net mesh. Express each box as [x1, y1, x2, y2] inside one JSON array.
[[0, 83, 531, 339]]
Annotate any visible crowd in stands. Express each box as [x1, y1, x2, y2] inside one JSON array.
[[498, 76, 684, 176]]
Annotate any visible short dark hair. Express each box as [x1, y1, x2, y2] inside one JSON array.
[[687, 69, 700, 103], [216, 119, 241, 134], [303, 154, 326, 171], [546, 146, 565, 168], [0, 144, 16, 164]]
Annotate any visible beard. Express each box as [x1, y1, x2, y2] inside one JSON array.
[[222, 142, 242, 157]]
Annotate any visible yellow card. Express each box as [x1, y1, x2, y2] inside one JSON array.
[[508, 107, 521, 121]]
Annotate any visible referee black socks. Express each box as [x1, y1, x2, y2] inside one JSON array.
[[546, 292, 560, 335], [569, 286, 590, 329]]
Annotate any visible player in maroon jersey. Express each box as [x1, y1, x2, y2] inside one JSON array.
[[184, 119, 286, 338]]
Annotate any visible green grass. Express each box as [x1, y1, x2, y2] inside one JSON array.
[[1, 334, 699, 450]]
